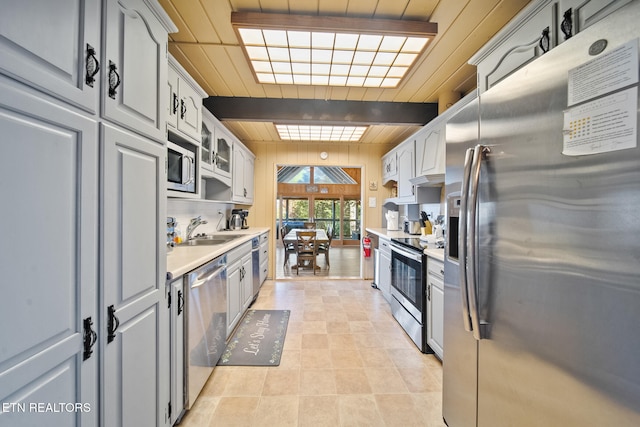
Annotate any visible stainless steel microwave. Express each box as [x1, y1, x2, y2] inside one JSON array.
[[167, 140, 196, 193]]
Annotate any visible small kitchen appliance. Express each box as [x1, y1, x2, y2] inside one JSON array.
[[167, 139, 197, 194], [229, 209, 249, 230], [385, 210, 399, 230]]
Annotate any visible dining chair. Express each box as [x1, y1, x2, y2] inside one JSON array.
[[316, 225, 333, 269], [295, 230, 318, 275], [303, 222, 316, 229], [281, 227, 296, 267]]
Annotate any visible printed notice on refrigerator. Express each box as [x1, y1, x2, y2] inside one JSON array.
[[568, 39, 638, 106], [563, 87, 637, 156]]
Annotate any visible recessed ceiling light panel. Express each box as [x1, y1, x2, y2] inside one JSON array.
[[232, 12, 437, 88], [275, 124, 368, 142]]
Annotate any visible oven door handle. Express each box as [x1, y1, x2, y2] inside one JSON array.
[[390, 243, 422, 261]]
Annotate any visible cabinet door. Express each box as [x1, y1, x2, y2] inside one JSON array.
[[168, 278, 185, 425], [0, 0, 100, 112], [102, 0, 168, 142], [378, 239, 392, 303], [416, 126, 445, 177], [227, 259, 243, 337], [201, 121, 214, 173], [428, 275, 444, 359], [396, 142, 415, 200], [167, 65, 179, 130], [381, 151, 398, 184], [0, 79, 98, 426], [177, 79, 202, 140], [557, 0, 632, 42], [214, 132, 233, 183], [476, 2, 555, 93], [241, 254, 254, 311], [102, 124, 168, 427], [243, 153, 255, 204], [232, 144, 246, 202]]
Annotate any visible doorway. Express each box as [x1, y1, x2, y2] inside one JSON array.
[[275, 165, 362, 278]]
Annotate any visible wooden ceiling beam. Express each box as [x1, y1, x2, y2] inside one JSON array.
[[203, 96, 438, 126]]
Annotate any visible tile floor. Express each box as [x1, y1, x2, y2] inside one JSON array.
[[276, 245, 362, 279], [178, 279, 446, 427]]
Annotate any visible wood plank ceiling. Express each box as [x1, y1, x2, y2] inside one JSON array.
[[158, 0, 531, 145]]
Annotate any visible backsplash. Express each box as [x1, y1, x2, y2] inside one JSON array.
[[167, 199, 234, 240]]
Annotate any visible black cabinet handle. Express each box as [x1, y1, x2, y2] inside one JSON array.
[[561, 9, 573, 40], [108, 61, 121, 99], [83, 317, 97, 360], [85, 44, 100, 87], [107, 305, 120, 343], [180, 99, 186, 119], [172, 93, 179, 114], [177, 290, 184, 316], [539, 27, 550, 53]]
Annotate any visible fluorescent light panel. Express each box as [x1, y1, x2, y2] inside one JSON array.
[[232, 12, 437, 88], [275, 124, 368, 142]]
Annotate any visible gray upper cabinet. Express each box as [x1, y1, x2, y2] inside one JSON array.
[[471, 0, 631, 94], [0, 0, 101, 113], [168, 54, 207, 144], [102, 0, 174, 143], [471, 0, 556, 94], [232, 142, 255, 204], [201, 108, 233, 186], [381, 150, 398, 184]]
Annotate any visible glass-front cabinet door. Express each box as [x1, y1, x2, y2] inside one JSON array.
[[214, 133, 232, 179], [201, 122, 214, 173]]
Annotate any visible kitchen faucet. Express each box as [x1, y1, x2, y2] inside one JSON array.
[[186, 216, 207, 240]]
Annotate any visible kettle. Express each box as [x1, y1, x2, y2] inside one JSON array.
[[229, 213, 243, 230]]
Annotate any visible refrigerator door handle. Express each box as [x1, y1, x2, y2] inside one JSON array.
[[467, 144, 489, 340], [458, 147, 474, 332], [466, 144, 489, 340]]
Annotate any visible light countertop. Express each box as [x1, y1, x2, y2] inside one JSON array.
[[166, 227, 269, 280], [365, 227, 445, 262]]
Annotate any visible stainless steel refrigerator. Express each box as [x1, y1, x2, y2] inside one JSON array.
[[443, 3, 640, 426]]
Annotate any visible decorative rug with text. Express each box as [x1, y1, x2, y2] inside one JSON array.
[[217, 309, 290, 366]]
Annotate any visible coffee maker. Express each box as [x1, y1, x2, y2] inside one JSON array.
[[229, 209, 249, 230]]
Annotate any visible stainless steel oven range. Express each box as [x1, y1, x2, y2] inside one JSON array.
[[389, 238, 433, 353]]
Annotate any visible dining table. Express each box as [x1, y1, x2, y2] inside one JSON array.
[[283, 229, 330, 269], [283, 228, 329, 244]]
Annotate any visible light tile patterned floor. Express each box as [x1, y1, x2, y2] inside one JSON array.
[[177, 279, 446, 427]]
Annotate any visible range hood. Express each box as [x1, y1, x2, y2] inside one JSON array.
[[409, 173, 445, 187]]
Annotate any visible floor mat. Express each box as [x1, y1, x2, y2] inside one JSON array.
[[217, 309, 290, 366]]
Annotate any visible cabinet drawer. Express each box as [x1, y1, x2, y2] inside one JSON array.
[[427, 258, 444, 279]]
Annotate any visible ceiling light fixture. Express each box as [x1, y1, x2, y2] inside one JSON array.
[[275, 124, 368, 142], [232, 12, 437, 88]]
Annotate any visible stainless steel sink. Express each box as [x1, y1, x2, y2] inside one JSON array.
[[180, 234, 242, 246]]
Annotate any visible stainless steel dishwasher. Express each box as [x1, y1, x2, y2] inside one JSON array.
[[185, 254, 227, 408]]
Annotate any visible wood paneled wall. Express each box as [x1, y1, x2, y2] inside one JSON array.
[[243, 141, 394, 277]]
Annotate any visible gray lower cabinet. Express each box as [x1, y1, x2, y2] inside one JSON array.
[[378, 237, 392, 303], [101, 123, 169, 427], [259, 232, 269, 285], [167, 277, 185, 425], [0, 77, 99, 426], [226, 242, 253, 337], [427, 257, 444, 360]]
